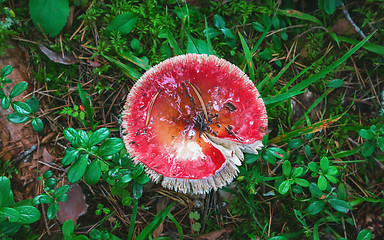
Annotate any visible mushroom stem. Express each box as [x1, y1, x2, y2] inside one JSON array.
[[188, 82, 209, 121], [146, 89, 162, 126]]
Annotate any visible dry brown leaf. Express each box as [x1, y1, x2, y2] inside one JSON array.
[[38, 43, 76, 65], [195, 226, 233, 240], [152, 196, 169, 238], [57, 183, 88, 225]]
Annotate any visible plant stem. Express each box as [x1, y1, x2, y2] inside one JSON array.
[[128, 198, 139, 240]]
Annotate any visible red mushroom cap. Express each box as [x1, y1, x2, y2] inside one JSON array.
[[122, 54, 267, 194]]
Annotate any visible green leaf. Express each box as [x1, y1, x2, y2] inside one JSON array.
[[278, 180, 291, 195], [308, 162, 319, 173], [362, 142, 375, 157], [377, 137, 384, 152], [309, 183, 323, 198], [26, 96, 39, 114], [189, 211, 200, 220], [320, 157, 329, 172], [62, 147, 79, 166], [98, 138, 124, 156], [77, 129, 89, 147], [252, 22, 265, 32], [132, 181, 143, 199], [294, 178, 309, 187], [105, 13, 138, 35], [327, 79, 344, 88], [68, 154, 89, 183], [63, 220, 75, 240], [53, 185, 70, 198], [132, 164, 144, 178], [268, 237, 288, 240], [7, 112, 30, 123], [32, 194, 52, 205], [277, 9, 322, 25], [307, 201, 325, 215], [0, 207, 20, 222], [31, 117, 44, 132], [292, 167, 303, 178], [47, 203, 57, 220], [56, 194, 68, 203], [134, 173, 150, 185], [356, 229, 373, 240], [1, 65, 13, 78], [329, 199, 352, 213], [29, 0, 69, 37], [84, 160, 101, 185], [327, 166, 338, 176], [11, 101, 31, 115], [325, 174, 338, 184], [9, 82, 28, 99], [63, 128, 79, 145], [77, 82, 95, 130], [213, 14, 226, 29], [1, 96, 10, 109], [282, 160, 291, 178], [13, 206, 41, 224], [318, 175, 327, 191], [0, 176, 13, 207], [359, 129, 375, 140], [263, 150, 277, 164]]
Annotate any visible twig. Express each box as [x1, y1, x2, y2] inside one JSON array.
[[342, 2, 367, 40]]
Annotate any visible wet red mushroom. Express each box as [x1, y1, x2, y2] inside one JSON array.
[[122, 54, 267, 194]]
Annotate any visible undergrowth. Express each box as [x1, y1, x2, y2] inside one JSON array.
[[0, 0, 384, 239]]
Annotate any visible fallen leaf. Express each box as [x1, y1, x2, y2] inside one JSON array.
[[195, 226, 233, 240], [56, 183, 88, 225], [38, 43, 76, 65], [330, 18, 357, 36], [152, 196, 169, 238]]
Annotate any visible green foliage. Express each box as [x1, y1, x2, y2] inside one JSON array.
[[359, 124, 384, 157], [0, 65, 44, 132], [29, 0, 70, 37], [105, 12, 138, 35], [0, 176, 41, 237], [33, 171, 69, 220]]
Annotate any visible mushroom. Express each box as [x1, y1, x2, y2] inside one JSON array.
[[122, 54, 267, 194]]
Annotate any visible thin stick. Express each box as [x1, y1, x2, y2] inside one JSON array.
[[146, 89, 162, 126], [189, 83, 208, 121]]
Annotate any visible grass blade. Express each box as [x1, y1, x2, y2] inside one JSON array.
[[262, 56, 298, 95], [164, 29, 183, 56], [287, 32, 374, 94], [118, 51, 151, 71], [269, 114, 343, 144], [238, 32, 255, 81], [338, 36, 384, 55], [263, 90, 305, 106], [204, 16, 215, 55], [135, 202, 175, 240], [103, 55, 141, 80], [278, 9, 322, 25]]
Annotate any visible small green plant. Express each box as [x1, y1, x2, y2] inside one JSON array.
[[308, 157, 339, 191], [278, 160, 310, 195], [359, 124, 384, 157], [95, 204, 110, 216], [189, 211, 201, 232], [32, 170, 70, 219], [0, 176, 41, 237], [60, 104, 86, 122], [0, 65, 44, 132]]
